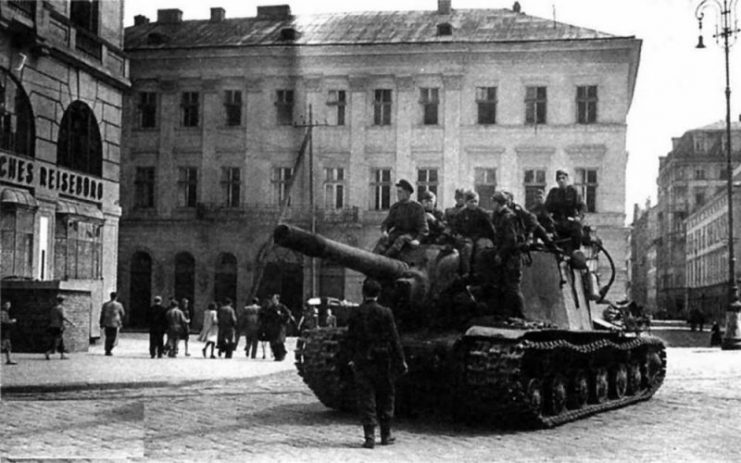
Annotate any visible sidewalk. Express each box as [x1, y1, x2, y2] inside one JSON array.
[[0, 332, 297, 394]]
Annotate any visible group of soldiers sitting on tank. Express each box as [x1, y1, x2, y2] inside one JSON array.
[[372, 170, 587, 319]]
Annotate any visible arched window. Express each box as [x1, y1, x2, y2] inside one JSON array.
[[0, 67, 34, 157], [214, 252, 237, 306], [57, 101, 102, 176], [129, 251, 152, 327], [174, 252, 195, 307]]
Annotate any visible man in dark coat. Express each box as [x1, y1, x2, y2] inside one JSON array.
[[373, 179, 429, 257], [147, 296, 167, 358], [489, 192, 526, 319], [217, 298, 237, 358], [545, 169, 586, 251], [263, 294, 292, 361], [346, 279, 407, 449]]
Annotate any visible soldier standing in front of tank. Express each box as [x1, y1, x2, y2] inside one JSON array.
[[490, 192, 526, 319], [347, 279, 408, 449], [373, 179, 428, 258], [545, 169, 586, 251]]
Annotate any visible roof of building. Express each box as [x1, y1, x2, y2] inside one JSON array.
[[695, 120, 741, 131], [125, 8, 629, 51]]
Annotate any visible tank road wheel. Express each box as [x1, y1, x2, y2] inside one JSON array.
[[610, 364, 628, 399], [548, 375, 568, 416], [627, 361, 642, 395], [643, 351, 663, 388], [568, 370, 589, 410], [591, 368, 609, 404], [525, 378, 544, 416]]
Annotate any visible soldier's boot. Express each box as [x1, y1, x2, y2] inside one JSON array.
[[362, 425, 375, 449], [380, 423, 395, 445]]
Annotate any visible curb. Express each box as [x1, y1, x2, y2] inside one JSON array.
[[1, 378, 205, 395]]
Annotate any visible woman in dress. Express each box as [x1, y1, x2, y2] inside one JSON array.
[[198, 302, 219, 358]]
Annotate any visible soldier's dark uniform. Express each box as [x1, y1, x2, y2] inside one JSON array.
[[423, 207, 447, 244], [453, 198, 496, 277], [510, 201, 553, 248], [545, 183, 585, 251], [490, 198, 525, 319], [374, 199, 428, 257], [346, 289, 406, 448]]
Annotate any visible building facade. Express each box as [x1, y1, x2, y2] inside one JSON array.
[[656, 122, 741, 318], [630, 200, 659, 314], [119, 2, 641, 327], [0, 0, 129, 350]]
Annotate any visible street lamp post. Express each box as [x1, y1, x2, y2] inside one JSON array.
[[696, 0, 741, 349]]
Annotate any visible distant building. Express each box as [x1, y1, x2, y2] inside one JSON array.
[[0, 0, 129, 350], [656, 121, 741, 318], [685, 165, 741, 323], [630, 200, 659, 314], [119, 2, 641, 327]]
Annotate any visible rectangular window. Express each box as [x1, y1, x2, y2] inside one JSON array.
[[576, 85, 598, 124], [224, 90, 242, 126], [177, 167, 198, 208], [420, 88, 439, 125], [54, 217, 102, 280], [181, 92, 199, 127], [0, 205, 33, 278], [70, 0, 99, 34], [134, 167, 155, 209], [275, 90, 294, 126], [327, 90, 346, 126], [138, 92, 157, 128], [525, 86, 547, 125], [476, 87, 497, 125], [371, 168, 392, 210], [695, 169, 705, 180], [324, 167, 345, 209], [373, 89, 392, 126], [523, 169, 547, 209], [574, 168, 598, 213], [474, 168, 497, 210], [694, 188, 706, 208], [272, 167, 293, 205], [221, 167, 241, 208], [416, 168, 439, 200]]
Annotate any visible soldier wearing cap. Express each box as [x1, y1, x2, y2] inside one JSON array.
[[500, 190, 556, 250], [452, 190, 496, 278], [488, 191, 525, 318], [545, 169, 586, 251], [373, 179, 429, 258], [419, 190, 447, 244]]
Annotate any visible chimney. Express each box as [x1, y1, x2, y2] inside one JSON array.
[[157, 9, 183, 24], [513, 1, 522, 13], [134, 15, 150, 26], [210, 7, 225, 22], [257, 5, 291, 19], [438, 0, 451, 15]]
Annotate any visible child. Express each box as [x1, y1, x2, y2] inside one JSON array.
[[198, 302, 218, 358]]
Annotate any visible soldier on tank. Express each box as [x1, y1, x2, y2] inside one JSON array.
[[529, 188, 556, 235], [545, 169, 586, 251], [501, 190, 557, 250], [419, 190, 447, 244], [347, 279, 407, 449], [373, 179, 429, 258], [443, 188, 466, 230], [452, 190, 496, 279], [488, 191, 526, 319]]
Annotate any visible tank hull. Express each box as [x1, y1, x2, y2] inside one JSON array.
[[295, 327, 666, 428]]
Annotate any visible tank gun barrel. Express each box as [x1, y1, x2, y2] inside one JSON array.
[[273, 224, 409, 280]]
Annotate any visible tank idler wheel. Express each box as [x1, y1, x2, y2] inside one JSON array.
[[548, 375, 568, 416], [591, 368, 609, 404], [610, 363, 628, 399], [568, 370, 589, 410], [525, 378, 544, 415], [643, 351, 663, 388], [627, 361, 642, 394]]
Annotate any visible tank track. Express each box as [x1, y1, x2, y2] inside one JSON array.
[[457, 334, 667, 428]]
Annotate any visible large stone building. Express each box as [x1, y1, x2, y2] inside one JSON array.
[[119, 1, 641, 327], [630, 200, 659, 314], [0, 1, 129, 350], [655, 121, 741, 318]]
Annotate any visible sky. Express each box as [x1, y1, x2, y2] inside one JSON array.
[[123, 0, 738, 220]]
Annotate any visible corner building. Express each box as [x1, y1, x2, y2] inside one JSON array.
[[0, 1, 129, 350], [120, 2, 640, 327]]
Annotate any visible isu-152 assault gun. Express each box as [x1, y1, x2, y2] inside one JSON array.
[[273, 224, 665, 428]]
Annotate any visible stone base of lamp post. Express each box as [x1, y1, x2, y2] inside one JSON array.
[[721, 301, 741, 350]]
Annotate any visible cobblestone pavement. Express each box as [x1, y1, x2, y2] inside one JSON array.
[[2, 347, 741, 462]]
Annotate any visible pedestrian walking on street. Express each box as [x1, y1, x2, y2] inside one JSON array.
[[198, 302, 218, 358], [217, 298, 237, 358], [45, 295, 75, 360], [180, 298, 193, 356], [165, 299, 189, 357], [236, 298, 261, 359], [1, 301, 18, 365], [100, 292, 126, 356], [710, 321, 722, 347], [147, 296, 167, 358], [346, 279, 408, 449], [264, 294, 292, 362]]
